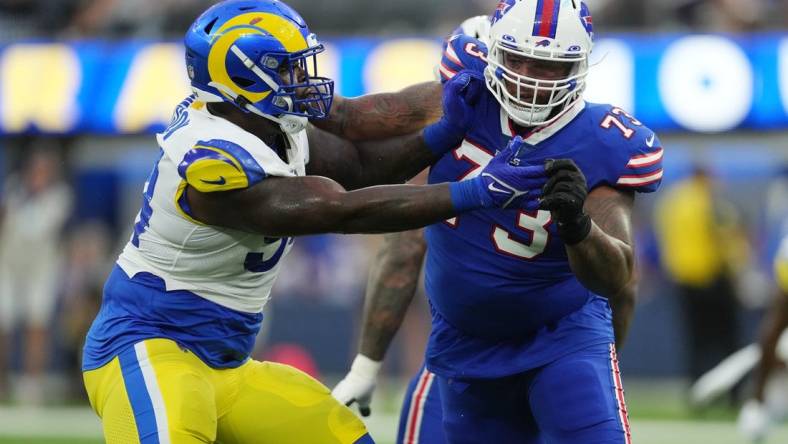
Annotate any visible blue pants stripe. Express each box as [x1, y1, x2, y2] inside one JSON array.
[[118, 345, 161, 444]]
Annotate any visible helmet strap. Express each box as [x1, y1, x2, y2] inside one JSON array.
[[230, 45, 280, 91]]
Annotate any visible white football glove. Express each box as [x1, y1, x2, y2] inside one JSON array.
[[331, 354, 382, 417], [738, 399, 771, 443]]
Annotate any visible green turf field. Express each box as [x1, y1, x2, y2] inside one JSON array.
[[3, 421, 788, 444], [2, 422, 788, 444], [2, 379, 787, 444], [0, 439, 104, 444]]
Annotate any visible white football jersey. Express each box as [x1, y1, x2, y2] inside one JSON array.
[[117, 96, 308, 313]]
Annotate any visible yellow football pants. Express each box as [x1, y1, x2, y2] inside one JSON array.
[[83, 338, 370, 444]]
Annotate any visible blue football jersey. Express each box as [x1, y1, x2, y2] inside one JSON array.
[[425, 35, 664, 379]]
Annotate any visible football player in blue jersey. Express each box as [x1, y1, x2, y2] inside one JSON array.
[[80, 1, 555, 443], [331, 1, 664, 443], [333, 15, 637, 444]]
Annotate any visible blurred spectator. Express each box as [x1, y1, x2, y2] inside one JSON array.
[[661, 0, 771, 31], [277, 0, 487, 36], [579, 0, 650, 30], [0, 148, 73, 404], [1, 0, 785, 40], [56, 221, 111, 401], [654, 167, 749, 387], [0, 0, 80, 40], [67, 0, 210, 38]]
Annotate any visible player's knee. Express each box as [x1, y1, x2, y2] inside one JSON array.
[[233, 360, 369, 443]]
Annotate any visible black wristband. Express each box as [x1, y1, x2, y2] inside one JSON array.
[[557, 213, 592, 245]]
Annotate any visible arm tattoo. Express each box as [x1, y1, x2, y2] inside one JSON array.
[[566, 186, 635, 297], [359, 230, 427, 361], [306, 82, 442, 188], [313, 82, 442, 141]]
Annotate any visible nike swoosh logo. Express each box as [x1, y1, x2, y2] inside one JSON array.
[[646, 134, 656, 148], [487, 182, 509, 194], [200, 176, 227, 186]]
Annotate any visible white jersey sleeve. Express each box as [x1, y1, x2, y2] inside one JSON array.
[[159, 97, 307, 192], [116, 97, 309, 314]]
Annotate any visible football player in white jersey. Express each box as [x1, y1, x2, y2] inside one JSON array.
[[81, 1, 550, 443]]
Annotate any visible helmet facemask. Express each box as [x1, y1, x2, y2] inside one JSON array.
[[264, 44, 334, 120], [486, 37, 588, 127]]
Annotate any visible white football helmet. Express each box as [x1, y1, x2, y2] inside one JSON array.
[[486, 0, 594, 127], [435, 15, 493, 81], [458, 15, 493, 45]]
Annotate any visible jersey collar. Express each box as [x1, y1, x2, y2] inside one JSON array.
[[500, 100, 586, 145]]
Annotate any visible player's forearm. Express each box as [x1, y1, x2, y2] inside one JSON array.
[[359, 231, 426, 361], [313, 82, 442, 141], [188, 174, 462, 236], [753, 292, 788, 401], [236, 181, 458, 237], [331, 184, 456, 234], [564, 186, 635, 297], [567, 222, 634, 297], [608, 275, 637, 350]]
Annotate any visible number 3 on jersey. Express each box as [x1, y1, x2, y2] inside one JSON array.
[[452, 141, 551, 259], [493, 211, 552, 260], [245, 238, 293, 273]]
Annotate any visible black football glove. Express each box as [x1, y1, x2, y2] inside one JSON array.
[[539, 159, 592, 245]]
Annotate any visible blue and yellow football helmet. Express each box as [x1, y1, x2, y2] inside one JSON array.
[[185, 0, 334, 132]]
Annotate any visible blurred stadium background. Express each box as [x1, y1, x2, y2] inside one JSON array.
[[1, 0, 788, 442]]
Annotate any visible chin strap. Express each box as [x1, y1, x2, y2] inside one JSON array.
[[202, 83, 307, 134], [264, 113, 308, 134], [263, 95, 308, 134]]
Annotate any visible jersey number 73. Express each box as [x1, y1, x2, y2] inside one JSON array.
[[449, 140, 551, 260]]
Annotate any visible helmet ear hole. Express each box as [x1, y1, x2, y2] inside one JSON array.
[[203, 17, 218, 34], [231, 76, 256, 88]]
